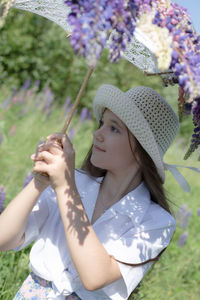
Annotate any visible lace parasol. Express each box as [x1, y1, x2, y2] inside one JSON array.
[[13, 0, 159, 74]]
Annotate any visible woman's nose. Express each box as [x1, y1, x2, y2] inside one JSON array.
[[93, 127, 104, 142]]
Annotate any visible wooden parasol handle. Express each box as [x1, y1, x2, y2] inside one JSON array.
[[61, 65, 95, 133], [39, 65, 95, 177]]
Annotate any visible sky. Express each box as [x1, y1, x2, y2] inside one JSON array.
[[172, 0, 200, 33]]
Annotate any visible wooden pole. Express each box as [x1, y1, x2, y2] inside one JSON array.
[[61, 65, 95, 133], [144, 70, 174, 76]]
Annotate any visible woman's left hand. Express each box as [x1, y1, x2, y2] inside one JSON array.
[[31, 133, 76, 191]]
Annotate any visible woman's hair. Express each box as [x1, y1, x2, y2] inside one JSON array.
[[127, 131, 172, 214], [81, 126, 172, 214]]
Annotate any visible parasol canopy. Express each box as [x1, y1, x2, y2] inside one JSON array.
[[12, 0, 160, 74]]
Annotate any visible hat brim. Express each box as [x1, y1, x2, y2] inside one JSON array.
[[93, 84, 165, 182]]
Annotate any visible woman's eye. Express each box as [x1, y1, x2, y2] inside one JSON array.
[[111, 126, 119, 133], [99, 120, 104, 127]]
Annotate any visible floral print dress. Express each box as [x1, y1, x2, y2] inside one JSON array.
[[13, 272, 81, 300]]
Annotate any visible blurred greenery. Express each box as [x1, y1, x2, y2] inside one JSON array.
[[1, 8, 165, 108], [0, 6, 200, 300]]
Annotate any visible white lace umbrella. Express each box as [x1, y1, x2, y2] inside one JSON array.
[[13, 0, 159, 74], [12, 0, 162, 132]]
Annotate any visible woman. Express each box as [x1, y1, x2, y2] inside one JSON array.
[[0, 85, 182, 299]]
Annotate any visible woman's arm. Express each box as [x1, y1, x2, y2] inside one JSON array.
[[0, 178, 47, 251], [0, 143, 49, 252], [56, 185, 122, 291], [33, 134, 122, 291]]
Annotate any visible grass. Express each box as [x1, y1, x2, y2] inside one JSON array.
[[0, 83, 200, 299], [132, 143, 200, 300]]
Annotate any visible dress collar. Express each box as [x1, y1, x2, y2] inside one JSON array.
[[112, 181, 151, 224], [92, 180, 151, 227]]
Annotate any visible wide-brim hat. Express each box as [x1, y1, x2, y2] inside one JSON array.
[[93, 84, 179, 183]]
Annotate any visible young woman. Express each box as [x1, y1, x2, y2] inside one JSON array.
[[0, 85, 184, 300]]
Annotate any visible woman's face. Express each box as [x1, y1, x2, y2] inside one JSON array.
[[91, 109, 139, 174]]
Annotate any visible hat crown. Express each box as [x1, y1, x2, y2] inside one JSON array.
[[126, 86, 179, 157]]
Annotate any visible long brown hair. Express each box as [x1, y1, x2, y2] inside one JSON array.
[[81, 129, 172, 215], [127, 131, 172, 214]]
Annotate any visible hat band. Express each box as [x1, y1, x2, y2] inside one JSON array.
[[164, 162, 200, 192]]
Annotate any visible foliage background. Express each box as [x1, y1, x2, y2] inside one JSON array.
[[0, 8, 200, 300]]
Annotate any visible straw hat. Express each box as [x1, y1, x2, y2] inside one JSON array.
[[93, 84, 179, 183]]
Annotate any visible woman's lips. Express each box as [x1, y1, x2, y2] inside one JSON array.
[[93, 145, 105, 152]]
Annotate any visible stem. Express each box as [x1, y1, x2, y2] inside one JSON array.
[[0, 0, 16, 28], [61, 65, 95, 133], [144, 70, 174, 76]]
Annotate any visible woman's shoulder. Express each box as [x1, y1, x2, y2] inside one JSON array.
[[144, 200, 176, 231], [114, 182, 175, 231], [136, 181, 175, 229]]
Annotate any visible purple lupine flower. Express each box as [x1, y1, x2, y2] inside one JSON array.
[[19, 93, 26, 105], [63, 97, 71, 115], [65, 105, 73, 118], [34, 80, 40, 88], [152, 2, 200, 158], [2, 98, 11, 108], [87, 110, 93, 120], [18, 107, 28, 118], [0, 134, 3, 146], [177, 86, 185, 121], [23, 173, 34, 188], [184, 103, 192, 116], [176, 204, 192, 229], [178, 231, 188, 247], [79, 107, 88, 123], [197, 208, 200, 216], [184, 98, 200, 159], [32, 80, 40, 93], [42, 88, 54, 113], [69, 128, 76, 141], [46, 108, 53, 121], [22, 78, 31, 90], [65, 0, 137, 64], [17, 79, 31, 105], [154, 2, 200, 95], [0, 186, 6, 213]]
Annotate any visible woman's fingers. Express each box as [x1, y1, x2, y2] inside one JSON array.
[[33, 160, 49, 174], [31, 150, 53, 164], [46, 133, 63, 147], [33, 133, 74, 165], [47, 133, 73, 150], [32, 133, 76, 190], [36, 140, 63, 156]]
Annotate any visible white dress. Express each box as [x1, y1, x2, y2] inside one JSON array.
[[15, 170, 176, 300]]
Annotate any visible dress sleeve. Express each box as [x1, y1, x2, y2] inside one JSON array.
[[14, 187, 54, 251], [98, 205, 176, 299], [103, 225, 175, 298]]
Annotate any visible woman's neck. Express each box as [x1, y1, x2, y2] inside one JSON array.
[[91, 168, 142, 224], [101, 167, 142, 201]]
